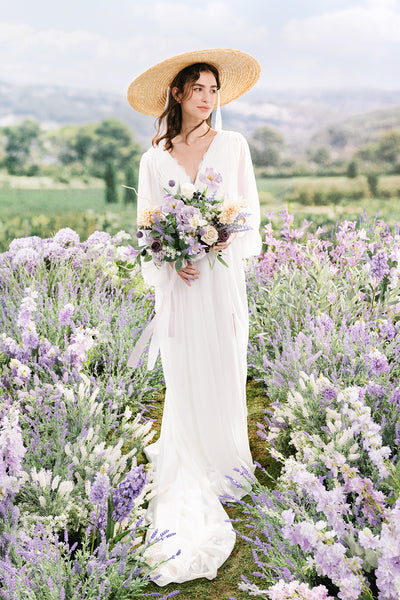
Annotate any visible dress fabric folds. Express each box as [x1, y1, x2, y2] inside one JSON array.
[[138, 130, 262, 585]]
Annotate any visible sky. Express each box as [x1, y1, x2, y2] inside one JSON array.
[[0, 0, 400, 99]]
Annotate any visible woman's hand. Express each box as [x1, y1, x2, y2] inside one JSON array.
[[214, 232, 237, 252], [170, 261, 200, 286]]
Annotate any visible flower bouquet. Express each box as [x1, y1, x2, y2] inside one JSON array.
[[132, 169, 249, 273]]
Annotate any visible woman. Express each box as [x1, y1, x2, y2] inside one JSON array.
[[127, 48, 262, 585]]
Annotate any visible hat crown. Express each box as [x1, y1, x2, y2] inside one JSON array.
[[127, 48, 261, 117]]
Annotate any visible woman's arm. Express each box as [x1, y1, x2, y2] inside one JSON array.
[[136, 150, 171, 288], [235, 133, 262, 259]]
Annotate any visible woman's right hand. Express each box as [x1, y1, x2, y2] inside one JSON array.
[[170, 262, 200, 286]]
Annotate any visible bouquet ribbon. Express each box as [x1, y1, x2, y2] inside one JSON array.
[[127, 269, 178, 370]]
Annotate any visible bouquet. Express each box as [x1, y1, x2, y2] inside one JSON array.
[[132, 168, 249, 273]]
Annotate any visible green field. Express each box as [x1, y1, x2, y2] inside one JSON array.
[[0, 186, 137, 251], [1, 174, 400, 251]]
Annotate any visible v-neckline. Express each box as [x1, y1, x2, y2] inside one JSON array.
[[166, 131, 220, 184]]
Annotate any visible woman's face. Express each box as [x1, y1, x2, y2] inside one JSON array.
[[175, 70, 218, 123]]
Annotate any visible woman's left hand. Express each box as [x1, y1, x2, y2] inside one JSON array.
[[214, 232, 237, 252]]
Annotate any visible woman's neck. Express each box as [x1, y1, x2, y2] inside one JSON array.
[[179, 119, 210, 144]]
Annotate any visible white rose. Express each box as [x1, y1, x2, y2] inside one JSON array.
[[181, 183, 196, 200], [201, 225, 219, 246]]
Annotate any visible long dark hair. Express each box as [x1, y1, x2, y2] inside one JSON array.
[[152, 62, 220, 151]]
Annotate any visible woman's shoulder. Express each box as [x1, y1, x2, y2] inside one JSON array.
[[217, 130, 250, 156], [140, 144, 163, 169], [218, 129, 248, 146]]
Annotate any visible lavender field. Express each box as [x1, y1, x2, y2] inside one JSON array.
[[1, 213, 400, 599]]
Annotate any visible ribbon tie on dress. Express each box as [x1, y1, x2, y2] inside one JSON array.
[[127, 269, 178, 370]]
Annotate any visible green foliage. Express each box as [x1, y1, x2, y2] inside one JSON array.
[[1, 118, 144, 181], [90, 119, 141, 177], [282, 178, 367, 206], [375, 129, 400, 166], [124, 163, 138, 205], [346, 159, 358, 178], [309, 146, 331, 166], [249, 126, 283, 168], [0, 188, 139, 252], [355, 129, 400, 173], [2, 119, 42, 175], [104, 161, 118, 203], [367, 172, 379, 197]]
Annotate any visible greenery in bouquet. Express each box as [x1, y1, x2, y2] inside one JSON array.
[[132, 168, 249, 272]]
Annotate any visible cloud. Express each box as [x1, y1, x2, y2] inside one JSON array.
[[0, 2, 267, 92], [283, 2, 400, 57]]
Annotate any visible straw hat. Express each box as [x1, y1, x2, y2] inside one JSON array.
[[127, 48, 261, 117]]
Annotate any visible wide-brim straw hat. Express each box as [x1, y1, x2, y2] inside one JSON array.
[[127, 48, 261, 117]]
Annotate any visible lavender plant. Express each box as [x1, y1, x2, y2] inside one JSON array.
[[0, 228, 172, 598], [235, 213, 400, 600]]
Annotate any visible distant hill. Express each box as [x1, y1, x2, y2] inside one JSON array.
[[1, 80, 400, 154], [310, 105, 400, 155]]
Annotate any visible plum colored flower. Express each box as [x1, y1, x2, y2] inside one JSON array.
[[168, 179, 176, 187], [150, 239, 163, 253], [217, 228, 230, 243]]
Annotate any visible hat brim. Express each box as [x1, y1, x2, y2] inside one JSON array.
[[127, 48, 261, 117]]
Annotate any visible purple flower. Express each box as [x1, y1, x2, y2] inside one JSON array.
[[150, 239, 163, 253], [162, 195, 184, 215], [86, 231, 111, 246], [87, 505, 107, 534], [53, 228, 80, 247], [217, 228, 230, 243], [367, 382, 387, 400], [321, 388, 337, 402], [90, 471, 111, 506], [370, 250, 389, 281], [11, 247, 41, 271], [21, 329, 39, 349], [198, 167, 222, 192], [59, 303, 75, 327], [176, 205, 203, 232], [136, 231, 143, 238], [368, 348, 389, 375], [168, 179, 176, 187], [112, 466, 147, 523]]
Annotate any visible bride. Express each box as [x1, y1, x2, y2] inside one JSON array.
[[127, 48, 262, 586]]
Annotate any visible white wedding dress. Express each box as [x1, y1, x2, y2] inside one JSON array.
[[137, 130, 262, 585]]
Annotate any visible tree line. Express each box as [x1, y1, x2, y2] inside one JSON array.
[[0, 118, 140, 203], [1, 118, 400, 195]]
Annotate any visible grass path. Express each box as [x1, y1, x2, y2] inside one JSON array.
[[141, 379, 278, 600]]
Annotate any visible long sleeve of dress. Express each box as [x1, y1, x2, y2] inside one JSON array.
[[235, 133, 262, 259], [137, 149, 170, 289]]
